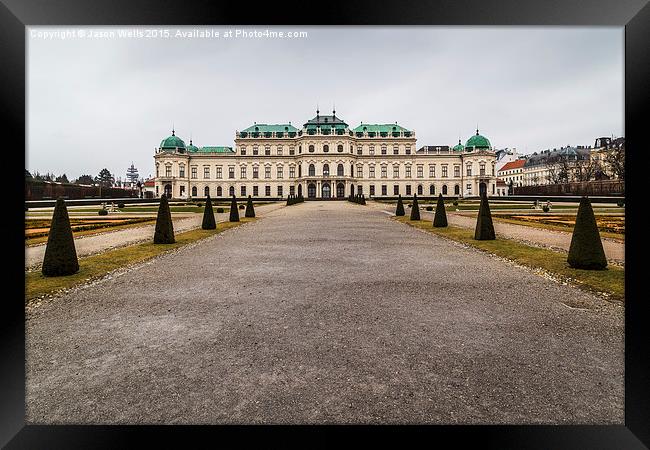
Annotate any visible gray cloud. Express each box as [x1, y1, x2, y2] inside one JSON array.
[[27, 26, 623, 181]]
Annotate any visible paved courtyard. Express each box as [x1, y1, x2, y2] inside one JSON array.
[[25, 201, 623, 424]]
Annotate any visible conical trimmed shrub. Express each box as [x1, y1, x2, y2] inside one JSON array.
[[433, 193, 448, 227], [245, 195, 255, 218], [201, 195, 216, 230], [567, 196, 607, 269], [410, 194, 421, 220], [42, 197, 79, 276], [360, 194, 366, 205], [229, 195, 240, 222], [395, 195, 405, 216], [474, 193, 495, 240], [154, 195, 175, 243]]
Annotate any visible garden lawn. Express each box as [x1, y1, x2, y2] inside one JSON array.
[[25, 218, 254, 303], [394, 217, 624, 302]]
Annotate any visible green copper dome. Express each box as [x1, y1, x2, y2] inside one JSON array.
[[465, 129, 491, 149], [186, 139, 199, 152], [452, 139, 465, 152], [160, 130, 186, 150]]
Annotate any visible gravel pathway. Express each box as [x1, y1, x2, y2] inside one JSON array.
[[25, 203, 285, 270], [26, 201, 623, 424], [367, 201, 624, 264]]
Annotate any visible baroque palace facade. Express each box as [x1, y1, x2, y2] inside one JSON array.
[[153, 111, 497, 200]]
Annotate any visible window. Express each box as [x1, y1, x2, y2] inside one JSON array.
[[289, 146, 295, 155], [466, 165, 472, 176], [369, 166, 375, 178], [277, 166, 284, 179], [393, 165, 399, 178], [217, 186, 222, 196], [290, 185, 295, 196], [191, 166, 197, 179], [454, 166, 460, 178], [308, 164, 315, 177], [309, 145, 315, 153], [405, 145, 411, 155], [393, 185, 399, 195], [480, 164, 486, 176], [369, 145, 375, 155], [253, 145, 259, 155], [229, 186, 235, 196], [240, 166, 247, 179], [323, 144, 329, 153], [253, 186, 258, 196], [417, 165, 423, 178], [277, 185, 283, 196], [466, 183, 472, 191], [277, 145, 283, 156], [429, 185, 435, 195], [417, 185, 423, 195], [442, 166, 448, 178], [156, 164, 159, 177], [369, 185, 375, 196], [265, 166, 271, 178], [323, 164, 330, 176], [381, 165, 387, 178], [381, 145, 387, 155], [204, 166, 210, 179], [493, 184, 495, 194], [442, 185, 448, 195], [265, 146, 271, 156], [381, 185, 387, 195], [429, 165, 435, 178], [405, 166, 411, 178], [216, 166, 222, 179], [358, 185, 363, 195], [357, 145, 363, 155], [356, 165, 362, 177], [240, 146, 246, 155], [298, 145, 302, 154], [253, 166, 259, 178], [337, 144, 343, 153], [265, 185, 271, 196], [163, 165, 171, 177], [454, 185, 460, 195], [406, 185, 411, 195], [191, 186, 197, 196], [241, 185, 246, 196], [179, 165, 185, 178], [228, 167, 235, 179], [289, 166, 296, 178], [338, 164, 345, 176], [393, 145, 399, 155], [203, 186, 209, 197]]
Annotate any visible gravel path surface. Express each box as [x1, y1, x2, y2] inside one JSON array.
[[26, 201, 623, 424], [25, 203, 285, 270], [367, 201, 624, 264]]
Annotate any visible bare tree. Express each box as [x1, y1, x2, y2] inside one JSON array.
[[573, 157, 598, 182], [545, 153, 569, 184], [604, 143, 625, 180]]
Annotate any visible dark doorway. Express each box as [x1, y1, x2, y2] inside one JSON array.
[[479, 182, 487, 196], [164, 184, 172, 198], [308, 183, 316, 198], [298, 184, 303, 197], [322, 182, 331, 199], [336, 183, 345, 198]]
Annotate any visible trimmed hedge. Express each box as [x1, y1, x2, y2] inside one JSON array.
[[201, 195, 216, 230], [567, 196, 607, 270], [98, 209, 108, 216], [409, 194, 420, 220], [395, 195, 405, 216], [433, 193, 448, 227], [154, 195, 175, 243], [474, 193, 495, 240], [245, 195, 255, 218], [41, 197, 79, 277], [229, 196, 240, 222]]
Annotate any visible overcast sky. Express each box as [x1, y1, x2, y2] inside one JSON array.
[[27, 26, 623, 181]]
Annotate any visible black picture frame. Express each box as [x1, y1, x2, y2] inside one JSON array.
[[3, 0, 648, 447]]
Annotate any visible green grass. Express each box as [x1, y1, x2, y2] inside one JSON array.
[[394, 217, 624, 302], [25, 218, 157, 246], [25, 218, 254, 303]]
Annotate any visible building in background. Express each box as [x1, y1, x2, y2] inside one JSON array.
[[497, 159, 526, 194], [153, 110, 498, 200], [521, 146, 591, 186]]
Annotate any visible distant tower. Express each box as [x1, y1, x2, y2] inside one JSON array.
[[126, 162, 139, 186]]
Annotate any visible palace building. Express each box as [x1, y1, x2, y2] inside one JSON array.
[[153, 110, 497, 200]]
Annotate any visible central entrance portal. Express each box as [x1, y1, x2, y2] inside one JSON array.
[[336, 182, 345, 198], [322, 182, 331, 199], [307, 183, 316, 198]]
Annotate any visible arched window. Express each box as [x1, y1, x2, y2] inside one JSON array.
[[298, 164, 302, 177], [217, 186, 222, 197], [229, 186, 235, 196], [429, 185, 435, 195], [454, 184, 460, 195], [417, 184, 423, 195], [323, 144, 329, 153], [204, 186, 209, 197], [442, 185, 448, 195], [323, 164, 330, 176], [308, 164, 315, 176], [191, 186, 197, 197], [351, 163, 354, 177], [337, 144, 343, 153], [337, 164, 344, 176], [309, 145, 315, 153]]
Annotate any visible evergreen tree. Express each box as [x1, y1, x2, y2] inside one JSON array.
[[201, 195, 216, 230], [395, 195, 405, 216], [95, 168, 115, 187], [410, 194, 421, 220], [41, 197, 79, 276], [153, 195, 175, 243], [433, 193, 448, 227], [245, 195, 256, 217], [474, 193, 495, 240], [567, 196, 607, 269], [229, 195, 240, 222]]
